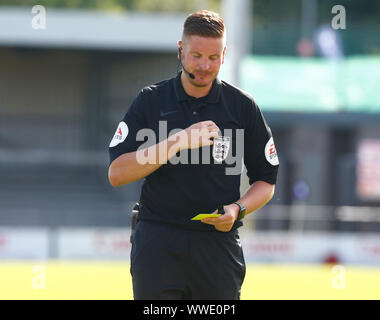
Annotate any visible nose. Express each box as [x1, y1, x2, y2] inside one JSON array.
[[199, 58, 211, 70]]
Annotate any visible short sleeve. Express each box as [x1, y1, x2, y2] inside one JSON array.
[[108, 91, 147, 165], [244, 101, 279, 185]]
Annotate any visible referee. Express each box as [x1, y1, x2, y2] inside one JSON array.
[[108, 10, 279, 300]]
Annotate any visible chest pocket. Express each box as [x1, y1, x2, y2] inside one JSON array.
[[158, 103, 186, 135]]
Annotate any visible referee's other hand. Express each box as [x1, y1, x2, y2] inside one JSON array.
[[174, 120, 220, 150], [201, 204, 239, 232]]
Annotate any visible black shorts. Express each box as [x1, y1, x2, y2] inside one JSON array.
[[130, 220, 246, 300]]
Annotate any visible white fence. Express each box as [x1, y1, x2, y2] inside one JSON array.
[[1, 225, 380, 265]]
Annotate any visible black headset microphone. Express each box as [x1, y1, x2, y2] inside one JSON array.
[[178, 48, 195, 79]]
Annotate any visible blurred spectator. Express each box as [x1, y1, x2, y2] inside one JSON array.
[[314, 24, 344, 59]]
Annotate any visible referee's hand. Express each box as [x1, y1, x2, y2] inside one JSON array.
[[201, 204, 239, 232], [175, 120, 220, 150]]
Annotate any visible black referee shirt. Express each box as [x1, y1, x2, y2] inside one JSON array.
[[109, 72, 279, 231]]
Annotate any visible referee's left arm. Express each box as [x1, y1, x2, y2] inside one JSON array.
[[201, 181, 274, 232], [202, 98, 279, 232]]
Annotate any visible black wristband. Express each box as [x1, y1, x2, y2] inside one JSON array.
[[234, 201, 246, 221]]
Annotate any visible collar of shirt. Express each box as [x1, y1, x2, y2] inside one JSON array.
[[174, 71, 222, 104]]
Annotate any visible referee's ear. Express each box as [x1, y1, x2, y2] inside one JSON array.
[[178, 47, 182, 60], [222, 45, 227, 64], [177, 40, 183, 59]]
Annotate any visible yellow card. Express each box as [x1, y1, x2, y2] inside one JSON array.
[[191, 213, 221, 220]]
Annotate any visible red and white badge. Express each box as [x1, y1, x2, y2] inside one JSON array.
[[264, 137, 279, 166], [109, 121, 129, 147]]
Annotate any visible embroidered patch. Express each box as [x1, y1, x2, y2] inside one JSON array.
[[212, 136, 231, 163], [109, 121, 129, 147], [265, 137, 279, 166]]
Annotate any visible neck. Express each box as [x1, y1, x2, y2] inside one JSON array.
[[180, 71, 213, 99]]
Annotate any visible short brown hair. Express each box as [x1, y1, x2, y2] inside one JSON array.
[[183, 10, 225, 39]]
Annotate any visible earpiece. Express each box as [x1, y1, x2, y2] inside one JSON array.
[[178, 47, 195, 80]]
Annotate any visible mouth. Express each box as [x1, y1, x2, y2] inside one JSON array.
[[195, 71, 212, 79], [195, 69, 212, 75]]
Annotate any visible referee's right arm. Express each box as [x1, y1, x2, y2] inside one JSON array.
[[108, 137, 180, 187], [108, 121, 219, 187]]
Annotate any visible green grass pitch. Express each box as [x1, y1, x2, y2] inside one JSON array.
[[1, 261, 379, 299]]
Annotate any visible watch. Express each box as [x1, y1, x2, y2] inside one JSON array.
[[234, 201, 246, 221]]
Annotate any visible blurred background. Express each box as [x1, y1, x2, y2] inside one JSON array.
[[0, 0, 380, 299]]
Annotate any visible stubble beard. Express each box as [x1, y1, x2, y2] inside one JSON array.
[[188, 73, 217, 88]]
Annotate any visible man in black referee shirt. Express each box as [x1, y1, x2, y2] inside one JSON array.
[[108, 10, 279, 300]]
